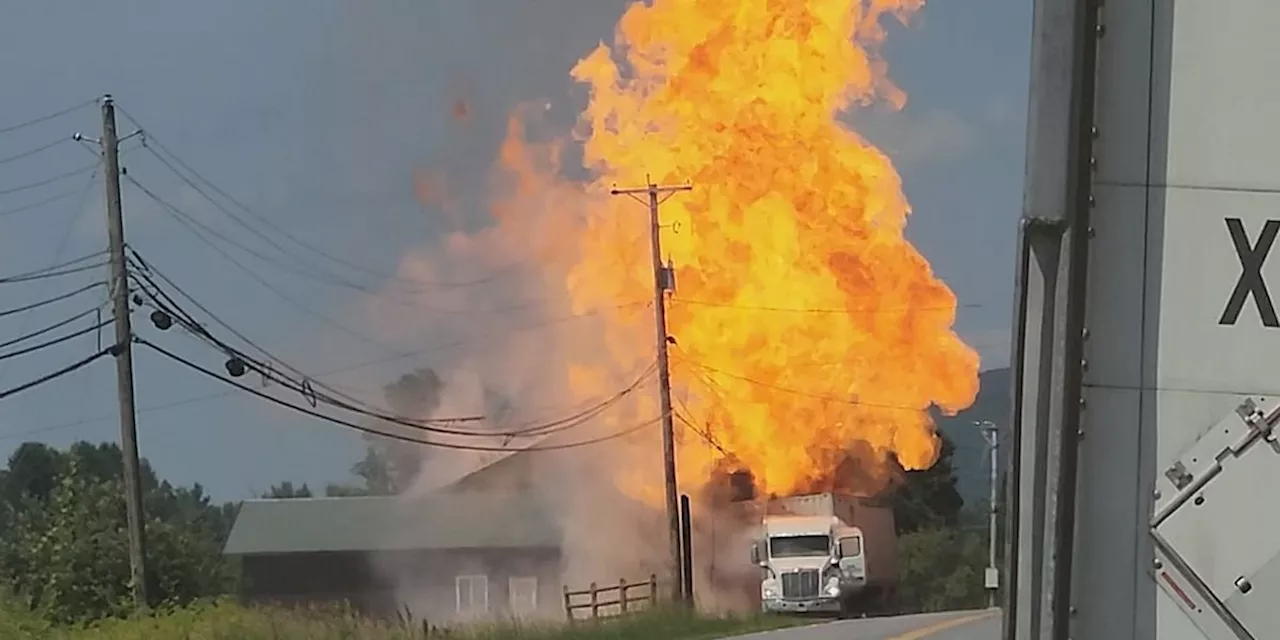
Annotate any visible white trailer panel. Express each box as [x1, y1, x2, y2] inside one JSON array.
[[1011, 0, 1280, 637]]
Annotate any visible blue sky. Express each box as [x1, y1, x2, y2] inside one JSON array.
[[0, 1, 1031, 500]]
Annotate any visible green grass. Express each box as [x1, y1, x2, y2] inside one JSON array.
[[0, 597, 806, 640]]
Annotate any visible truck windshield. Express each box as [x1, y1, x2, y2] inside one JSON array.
[[769, 535, 830, 558]]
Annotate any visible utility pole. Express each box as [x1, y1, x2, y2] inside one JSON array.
[[101, 94, 149, 607], [610, 179, 691, 602], [978, 420, 999, 608]]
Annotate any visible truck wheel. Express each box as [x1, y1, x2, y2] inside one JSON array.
[[837, 599, 854, 620]]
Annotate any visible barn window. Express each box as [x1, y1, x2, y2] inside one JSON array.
[[509, 576, 538, 615], [456, 574, 489, 614]]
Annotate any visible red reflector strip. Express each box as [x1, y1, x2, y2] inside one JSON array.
[[1161, 571, 1200, 612]]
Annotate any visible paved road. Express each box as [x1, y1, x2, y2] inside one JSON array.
[[734, 609, 1001, 640]]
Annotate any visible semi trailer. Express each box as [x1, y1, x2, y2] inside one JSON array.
[[1004, 0, 1280, 637]]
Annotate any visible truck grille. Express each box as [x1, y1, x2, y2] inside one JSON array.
[[780, 569, 821, 599]]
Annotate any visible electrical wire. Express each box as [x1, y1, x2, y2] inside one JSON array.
[[128, 253, 447, 416], [0, 138, 70, 166], [0, 282, 103, 318], [674, 356, 937, 413], [0, 320, 112, 363], [124, 177, 411, 357], [0, 253, 107, 284], [0, 98, 97, 136], [0, 185, 87, 219], [116, 111, 532, 291], [0, 166, 104, 390], [136, 337, 663, 452], [6, 295, 651, 439], [0, 347, 112, 402], [137, 266, 661, 437], [127, 250, 664, 437], [0, 308, 105, 351], [669, 298, 985, 314], [0, 162, 99, 197], [673, 405, 729, 457], [128, 175, 549, 315]]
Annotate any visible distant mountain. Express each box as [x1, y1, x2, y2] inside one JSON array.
[[935, 367, 1011, 509]]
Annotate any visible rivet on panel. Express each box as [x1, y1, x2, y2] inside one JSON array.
[[1091, 126, 1099, 139], [1088, 194, 1096, 207], [1081, 359, 1089, 372], [1087, 226, 1096, 238], [1082, 327, 1090, 340], [1154, 558, 1163, 569]]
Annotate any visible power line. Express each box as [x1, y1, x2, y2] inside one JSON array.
[[135, 262, 663, 437], [0, 184, 87, 218], [0, 319, 112, 363], [0, 166, 104, 390], [135, 337, 664, 453], [0, 137, 70, 166], [128, 249, 662, 436], [673, 406, 729, 457], [127, 255, 506, 424], [0, 283, 103, 318], [4, 298, 651, 438], [127, 174, 549, 315], [0, 162, 99, 197], [0, 308, 106, 351], [669, 298, 986, 314], [0, 253, 108, 284], [0, 347, 112, 402], [0, 98, 97, 136], [123, 176, 410, 356], [674, 355, 939, 413], [116, 112, 530, 291]]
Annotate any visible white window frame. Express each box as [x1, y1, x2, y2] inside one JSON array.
[[508, 576, 538, 615], [455, 574, 489, 615]]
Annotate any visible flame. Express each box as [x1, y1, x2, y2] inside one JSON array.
[[439, 0, 982, 501], [543, 0, 979, 499]]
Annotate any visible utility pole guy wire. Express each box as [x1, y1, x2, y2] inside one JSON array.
[[101, 95, 149, 607], [610, 178, 691, 603]]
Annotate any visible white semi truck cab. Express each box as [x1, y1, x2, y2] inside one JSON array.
[[748, 493, 898, 616]]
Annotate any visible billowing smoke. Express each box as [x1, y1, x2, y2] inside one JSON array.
[[332, 0, 978, 620]]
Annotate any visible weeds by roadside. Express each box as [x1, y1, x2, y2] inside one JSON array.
[[0, 597, 804, 640]]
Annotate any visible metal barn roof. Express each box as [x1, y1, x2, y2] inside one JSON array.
[[223, 490, 560, 555]]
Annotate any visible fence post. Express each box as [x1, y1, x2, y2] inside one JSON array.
[[589, 582, 599, 619], [649, 574, 658, 608], [620, 578, 629, 613], [563, 585, 573, 623]]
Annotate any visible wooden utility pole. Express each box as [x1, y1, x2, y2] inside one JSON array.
[[610, 179, 691, 602], [101, 94, 149, 606]]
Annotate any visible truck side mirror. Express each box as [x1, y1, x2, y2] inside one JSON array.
[[750, 543, 761, 566]]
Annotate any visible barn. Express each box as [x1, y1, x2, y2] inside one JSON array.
[[222, 448, 564, 623]]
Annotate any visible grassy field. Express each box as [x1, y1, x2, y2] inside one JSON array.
[[0, 598, 806, 640]]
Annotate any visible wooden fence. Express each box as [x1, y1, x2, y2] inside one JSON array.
[[562, 574, 658, 621]]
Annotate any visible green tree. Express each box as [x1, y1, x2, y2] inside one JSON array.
[[0, 441, 235, 623], [262, 481, 313, 499], [896, 527, 988, 612], [324, 367, 446, 497], [891, 431, 965, 534]]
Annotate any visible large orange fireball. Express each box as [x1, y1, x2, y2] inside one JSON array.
[[499, 0, 980, 498]]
